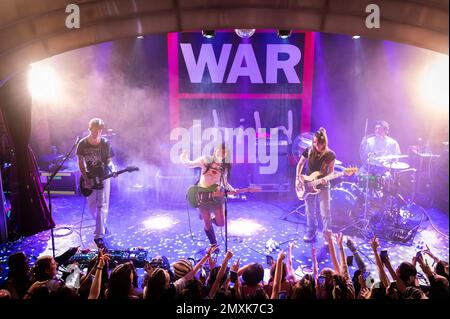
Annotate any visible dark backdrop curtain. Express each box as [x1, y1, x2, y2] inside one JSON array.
[[0, 70, 54, 238]]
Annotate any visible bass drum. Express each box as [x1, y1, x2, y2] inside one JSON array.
[[331, 184, 360, 228]]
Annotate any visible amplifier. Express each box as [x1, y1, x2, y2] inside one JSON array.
[[40, 170, 80, 195], [155, 168, 198, 204], [249, 182, 291, 192]]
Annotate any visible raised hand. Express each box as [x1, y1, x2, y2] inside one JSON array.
[[335, 232, 344, 248], [359, 287, 372, 299], [422, 244, 439, 262], [323, 229, 333, 243], [370, 236, 380, 251], [278, 250, 286, 261], [225, 250, 233, 260], [97, 248, 110, 269], [288, 242, 295, 252], [416, 255, 433, 277], [207, 244, 219, 256], [231, 257, 240, 272], [346, 237, 356, 252]]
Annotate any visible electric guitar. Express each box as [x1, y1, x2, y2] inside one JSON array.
[[187, 184, 261, 208], [295, 167, 358, 200], [79, 166, 139, 197]]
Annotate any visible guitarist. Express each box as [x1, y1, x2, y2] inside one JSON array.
[[76, 118, 117, 248], [180, 143, 236, 248], [296, 128, 336, 243]]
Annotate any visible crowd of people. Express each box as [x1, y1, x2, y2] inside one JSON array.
[[0, 230, 448, 300]]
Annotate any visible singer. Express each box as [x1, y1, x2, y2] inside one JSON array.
[[76, 118, 116, 248], [180, 143, 235, 248]]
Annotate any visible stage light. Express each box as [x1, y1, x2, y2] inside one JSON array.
[[28, 64, 59, 102], [352, 35, 361, 39], [202, 30, 215, 38], [143, 215, 177, 231], [228, 218, 265, 236], [277, 30, 292, 39], [137, 35, 144, 39], [419, 55, 449, 110], [235, 29, 256, 38]]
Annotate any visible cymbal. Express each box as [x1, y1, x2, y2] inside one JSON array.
[[374, 154, 408, 161], [383, 161, 410, 170], [416, 152, 440, 158]]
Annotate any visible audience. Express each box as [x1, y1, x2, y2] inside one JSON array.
[[0, 231, 447, 300]]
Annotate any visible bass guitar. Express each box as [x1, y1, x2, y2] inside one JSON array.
[[295, 167, 358, 200], [187, 184, 261, 208], [79, 166, 139, 197]]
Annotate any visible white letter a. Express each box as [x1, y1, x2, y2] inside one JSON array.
[[65, 4, 80, 29], [365, 4, 380, 29]]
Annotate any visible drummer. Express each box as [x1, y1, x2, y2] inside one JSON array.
[[361, 120, 401, 173]]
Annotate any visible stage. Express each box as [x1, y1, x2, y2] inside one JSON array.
[[1, 182, 448, 287]]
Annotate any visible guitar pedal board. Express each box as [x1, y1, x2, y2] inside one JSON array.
[[68, 247, 149, 269]]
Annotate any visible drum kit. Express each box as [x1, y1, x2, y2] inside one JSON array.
[[332, 151, 425, 242], [289, 132, 426, 242]]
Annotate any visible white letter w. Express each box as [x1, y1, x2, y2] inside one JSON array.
[[180, 43, 231, 83]]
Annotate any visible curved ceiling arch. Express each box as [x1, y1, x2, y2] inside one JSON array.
[[0, 0, 448, 81]]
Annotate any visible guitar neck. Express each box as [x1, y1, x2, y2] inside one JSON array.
[[217, 187, 257, 195], [101, 168, 129, 181], [310, 172, 344, 186], [235, 188, 250, 193]]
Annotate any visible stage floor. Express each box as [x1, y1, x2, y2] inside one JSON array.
[[1, 187, 448, 287]]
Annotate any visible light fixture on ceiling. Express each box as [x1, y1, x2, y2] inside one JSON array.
[[352, 35, 361, 39], [202, 30, 215, 38], [234, 29, 256, 38], [277, 30, 292, 39]]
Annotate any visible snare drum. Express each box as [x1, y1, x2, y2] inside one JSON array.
[[356, 173, 384, 190]]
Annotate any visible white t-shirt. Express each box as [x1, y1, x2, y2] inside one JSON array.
[[363, 135, 401, 166]]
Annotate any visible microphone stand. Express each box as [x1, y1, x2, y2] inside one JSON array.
[[340, 121, 371, 237], [220, 157, 229, 252], [43, 137, 80, 259]]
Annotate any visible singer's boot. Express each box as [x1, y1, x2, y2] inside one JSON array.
[[204, 227, 217, 246]]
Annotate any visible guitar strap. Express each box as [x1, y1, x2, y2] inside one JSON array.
[[308, 147, 332, 180]]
